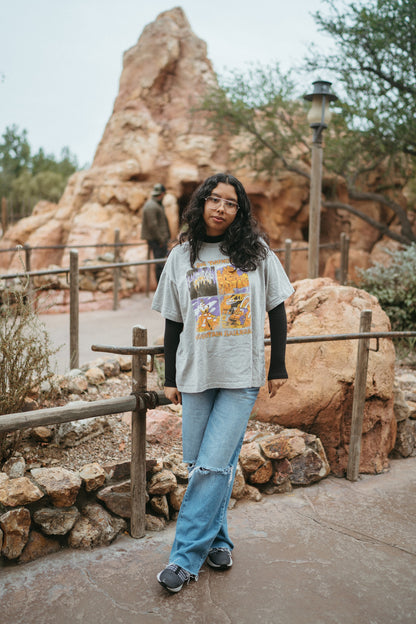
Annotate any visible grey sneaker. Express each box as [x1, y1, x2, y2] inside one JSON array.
[[157, 564, 192, 593], [206, 548, 233, 569]]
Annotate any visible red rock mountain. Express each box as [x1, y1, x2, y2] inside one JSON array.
[[0, 7, 404, 282]]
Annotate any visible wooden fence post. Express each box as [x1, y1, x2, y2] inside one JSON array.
[[113, 228, 120, 311], [284, 238, 292, 279], [130, 325, 148, 538], [340, 232, 350, 285], [346, 309, 373, 481], [23, 244, 34, 308], [69, 250, 79, 370], [1, 197, 7, 235]]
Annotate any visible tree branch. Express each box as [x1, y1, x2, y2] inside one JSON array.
[[347, 187, 415, 241], [360, 65, 416, 97], [323, 200, 414, 245], [240, 120, 310, 180]]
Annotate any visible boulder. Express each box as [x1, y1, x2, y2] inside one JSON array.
[[85, 367, 106, 385], [393, 383, 411, 422], [33, 506, 80, 535], [1, 456, 26, 478], [147, 469, 177, 495], [146, 410, 182, 445], [79, 462, 106, 492], [0, 476, 44, 507], [162, 452, 189, 481], [254, 278, 396, 475], [239, 442, 265, 474], [96, 480, 136, 518], [231, 463, 246, 500], [392, 420, 416, 458], [145, 514, 166, 532], [30, 426, 54, 443], [0, 507, 31, 559], [289, 450, 331, 486], [249, 461, 273, 485], [54, 416, 110, 447], [31, 467, 82, 507], [150, 495, 170, 519], [18, 530, 61, 563], [169, 484, 187, 511], [68, 503, 126, 548], [102, 359, 121, 378]]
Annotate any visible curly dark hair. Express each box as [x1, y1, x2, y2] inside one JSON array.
[[179, 173, 269, 271]]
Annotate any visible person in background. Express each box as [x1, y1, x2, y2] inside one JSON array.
[[152, 172, 294, 593], [141, 183, 170, 283]]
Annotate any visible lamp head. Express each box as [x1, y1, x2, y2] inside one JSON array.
[[304, 80, 338, 128]]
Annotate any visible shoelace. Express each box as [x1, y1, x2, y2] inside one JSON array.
[[210, 548, 231, 554], [165, 564, 193, 584]]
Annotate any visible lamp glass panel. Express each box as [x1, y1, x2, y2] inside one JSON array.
[[307, 96, 332, 126]]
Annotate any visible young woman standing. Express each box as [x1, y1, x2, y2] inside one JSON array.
[[152, 173, 294, 592]]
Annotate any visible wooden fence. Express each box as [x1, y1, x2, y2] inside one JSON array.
[[0, 230, 350, 369], [2, 315, 416, 540], [0, 228, 350, 290]]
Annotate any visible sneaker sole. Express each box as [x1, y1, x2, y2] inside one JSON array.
[[156, 571, 183, 593], [206, 555, 233, 570]]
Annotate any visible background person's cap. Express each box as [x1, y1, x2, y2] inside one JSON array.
[[151, 183, 166, 196]]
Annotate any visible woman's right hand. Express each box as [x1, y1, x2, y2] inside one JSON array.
[[164, 386, 182, 405]]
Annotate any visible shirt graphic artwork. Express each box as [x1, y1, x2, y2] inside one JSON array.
[[186, 262, 251, 340]]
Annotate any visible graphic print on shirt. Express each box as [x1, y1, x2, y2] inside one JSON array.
[[187, 262, 251, 337]]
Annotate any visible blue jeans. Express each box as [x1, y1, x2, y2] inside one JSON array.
[[168, 387, 259, 576]]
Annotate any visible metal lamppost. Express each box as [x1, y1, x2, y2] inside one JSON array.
[[303, 80, 338, 278]]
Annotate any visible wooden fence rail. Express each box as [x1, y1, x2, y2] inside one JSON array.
[[0, 230, 350, 289]]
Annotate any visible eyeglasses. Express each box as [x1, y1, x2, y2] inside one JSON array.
[[205, 195, 239, 213]]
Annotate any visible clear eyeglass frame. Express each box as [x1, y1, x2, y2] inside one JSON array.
[[204, 195, 239, 213]]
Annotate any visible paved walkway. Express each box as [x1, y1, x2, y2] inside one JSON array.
[[7, 293, 416, 622], [39, 292, 164, 374], [1, 457, 416, 623]]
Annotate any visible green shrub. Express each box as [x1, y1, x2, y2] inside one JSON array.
[[358, 243, 416, 356], [0, 279, 59, 462]]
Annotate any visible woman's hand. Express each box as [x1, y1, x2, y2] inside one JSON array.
[[164, 386, 182, 405], [268, 379, 287, 398]]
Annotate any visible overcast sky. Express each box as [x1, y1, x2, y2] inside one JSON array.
[[0, 0, 333, 167]]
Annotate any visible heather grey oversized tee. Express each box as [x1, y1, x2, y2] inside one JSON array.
[[152, 241, 294, 393]]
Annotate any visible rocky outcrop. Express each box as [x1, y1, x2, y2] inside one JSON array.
[[255, 278, 397, 476], [1, 7, 410, 288], [0, 424, 331, 565]]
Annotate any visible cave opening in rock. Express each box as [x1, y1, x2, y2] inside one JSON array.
[[177, 181, 199, 224]]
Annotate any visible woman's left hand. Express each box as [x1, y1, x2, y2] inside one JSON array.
[[268, 379, 287, 398]]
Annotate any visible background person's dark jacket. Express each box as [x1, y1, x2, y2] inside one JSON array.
[[141, 197, 170, 244]]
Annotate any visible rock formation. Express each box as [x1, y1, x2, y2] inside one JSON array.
[[255, 278, 397, 475], [0, 7, 409, 287]]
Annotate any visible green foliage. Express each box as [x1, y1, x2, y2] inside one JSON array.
[[0, 278, 59, 461], [358, 243, 416, 353], [199, 0, 416, 245], [309, 0, 416, 158], [0, 125, 79, 220], [11, 169, 68, 206], [201, 64, 311, 178]]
